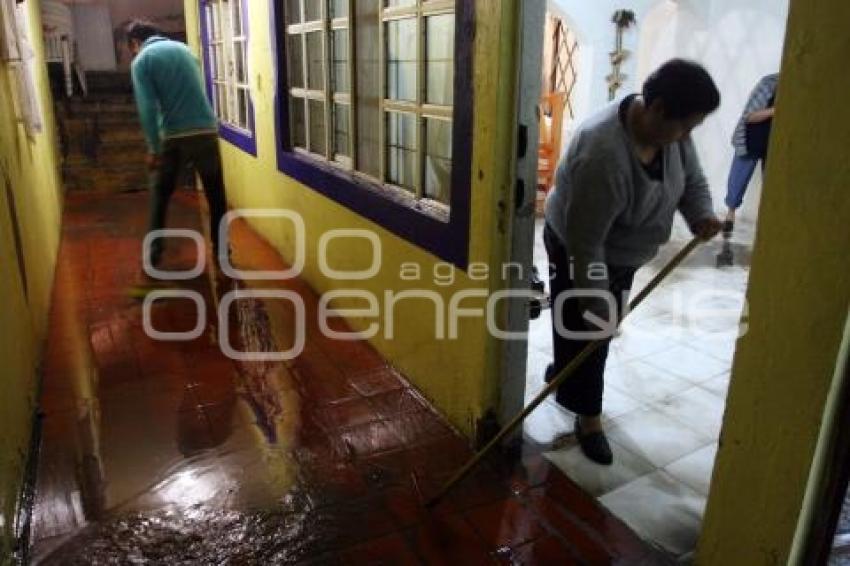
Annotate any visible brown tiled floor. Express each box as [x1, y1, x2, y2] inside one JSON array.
[[31, 191, 663, 564]]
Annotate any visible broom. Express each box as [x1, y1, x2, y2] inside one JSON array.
[[424, 236, 702, 508]]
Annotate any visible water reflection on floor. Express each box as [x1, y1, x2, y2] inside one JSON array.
[[31, 192, 659, 564], [832, 489, 850, 565]]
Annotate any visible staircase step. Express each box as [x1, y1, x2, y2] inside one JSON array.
[[58, 108, 139, 121], [99, 128, 145, 143], [78, 93, 136, 105], [55, 95, 136, 113], [85, 71, 134, 95], [63, 154, 93, 167], [59, 120, 141, 148], [64, 164, 151, 193], [60, 99, 138, 115], [95, 143, 149, 163], [65, 148, 147, 168], [54, 79, 182, 194], [96, 117, 141, 130]]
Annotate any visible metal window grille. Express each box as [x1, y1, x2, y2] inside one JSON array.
[[551, 19, 578, 119]]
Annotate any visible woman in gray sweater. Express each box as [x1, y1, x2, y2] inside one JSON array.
[[544, 59, 723, 465]]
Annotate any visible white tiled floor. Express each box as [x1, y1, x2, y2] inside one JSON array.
[[600, 471, 708, 558], [524, 217, 753, 560]]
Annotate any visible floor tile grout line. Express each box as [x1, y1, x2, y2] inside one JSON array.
[[662, 445, 719, 499]]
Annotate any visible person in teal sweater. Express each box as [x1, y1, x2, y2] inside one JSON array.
[[128, 20, 226, 268]]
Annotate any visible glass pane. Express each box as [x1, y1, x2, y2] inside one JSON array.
[[285, 0, 301, 24], [211, 45, 219, 79], [333, 103, 350, 158], [209, 46, 219, 80], [305, 0, 322, 22], [210, 3, 221, 40], [205, 5, 216, 41], [290, 96, 306, 148], [237, 88, 249, 128], [385, 18, 417, 102], [355, 0, 380, 177], [426, 14, 454, 106], [227, 85, 237, 123], [234, 41, 247, 83], [221, 84, 228, 122], [386, 112, 417, 192], [424, 119, 452, 204], [215, 84, 225, 118], [231, 0, 242, 35], [385, 0, 415, 7], [221, 0, 232, 35], [220, 45, 228, 79], [331, 29, 349, 93], [306, 32, 324, 91], [287, 34, 304, 87], [330, 0, 348, 19], [309, 100, 327, 155]]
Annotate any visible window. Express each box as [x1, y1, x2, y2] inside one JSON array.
[[200, 0, 256, 154], [273, 0, 473, 268], [284, 0, 456, 209], [284, 0, 350, 163]]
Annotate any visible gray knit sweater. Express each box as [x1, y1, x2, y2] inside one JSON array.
[[544, 100, 715, 298]]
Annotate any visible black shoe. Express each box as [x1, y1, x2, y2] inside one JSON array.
[[530, 266, 546, 294], [716, 242, 734, 267], [575, 416, 613, 465], [544, 363, 556, 383]]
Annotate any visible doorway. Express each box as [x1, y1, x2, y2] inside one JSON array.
[[512, 0, 790, 559]]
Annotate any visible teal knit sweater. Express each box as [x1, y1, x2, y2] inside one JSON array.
[[130, 36, 217, 154]]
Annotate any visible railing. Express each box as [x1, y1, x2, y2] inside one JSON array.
[[41, 0, 84, 98], [43, 31, 75, 97], [44, 31, 64, 63]]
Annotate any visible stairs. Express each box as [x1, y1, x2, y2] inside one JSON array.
[[83, 70, 134, 96], [57, 72, 150, 193]]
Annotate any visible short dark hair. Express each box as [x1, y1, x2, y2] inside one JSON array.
[[642, 59, 721, 120], [126, 20, 162, 44]]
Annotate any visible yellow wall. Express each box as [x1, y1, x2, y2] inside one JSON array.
[[0, 1, 63, 560], [184, 1, 520, 436], [697, 0, 850, 562]]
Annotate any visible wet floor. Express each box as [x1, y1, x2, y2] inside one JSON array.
[[833, 489, 850, 565], [526, 217, 751, 559], [31, 191, 662, 564]]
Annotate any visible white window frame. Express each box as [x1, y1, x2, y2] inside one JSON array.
[[380, 0, 454, 201], [285, 0, 355, 167], [204, 0, 251, 133], [284, 0, 455, 208]]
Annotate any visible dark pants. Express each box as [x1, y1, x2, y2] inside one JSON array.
[[544, 224, 636, 417], [148, 134, 227, 261]]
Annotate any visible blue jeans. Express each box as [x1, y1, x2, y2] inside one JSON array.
[[725, 154, 762, 210]]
